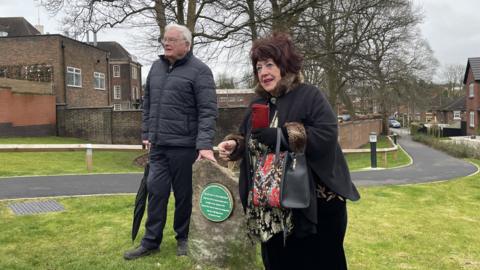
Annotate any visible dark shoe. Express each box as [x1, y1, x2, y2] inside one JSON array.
[[177, 240, 188, 256], [123, 245, 158, 260]]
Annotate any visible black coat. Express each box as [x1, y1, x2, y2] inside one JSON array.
[[235, 81, 360, 232], [142, 51, 218, 149]]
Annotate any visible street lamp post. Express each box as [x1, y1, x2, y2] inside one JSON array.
[[369, 132, 377, 168]]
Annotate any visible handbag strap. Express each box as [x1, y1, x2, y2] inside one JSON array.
[[275, 128, 282, 162]]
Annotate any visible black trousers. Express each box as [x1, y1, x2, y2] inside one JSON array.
[[261, 198, 348, 270], [141, 145, 197, 250]]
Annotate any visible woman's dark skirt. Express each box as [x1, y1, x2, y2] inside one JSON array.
[[261, 197, 348, 270]]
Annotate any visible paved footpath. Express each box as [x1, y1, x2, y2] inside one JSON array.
[[0, 130, 478, 200], [351, 129, 478, 186]]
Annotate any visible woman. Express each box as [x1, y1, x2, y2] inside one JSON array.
[[217, 33, 360, 269]]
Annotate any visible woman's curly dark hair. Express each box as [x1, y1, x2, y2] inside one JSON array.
[[250, 32, 303, 79]]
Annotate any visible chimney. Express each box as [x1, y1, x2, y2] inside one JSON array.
[[93, 31, 97, 46], [86, 30, 90, 43]]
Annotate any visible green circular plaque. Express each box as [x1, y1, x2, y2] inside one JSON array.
[[199, 183, 233, 222]]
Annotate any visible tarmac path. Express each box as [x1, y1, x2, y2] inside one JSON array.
[[0, 129, 477, 200]]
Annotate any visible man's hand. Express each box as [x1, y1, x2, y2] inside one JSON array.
[[196, 149, 216, 162], [217, 140, 237, 161]]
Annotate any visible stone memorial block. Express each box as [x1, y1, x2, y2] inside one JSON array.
[[190, 160, 257, 269]]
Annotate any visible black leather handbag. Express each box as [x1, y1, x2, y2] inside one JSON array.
[[278, 128, 311, 209], [252, 128, 311, 209]]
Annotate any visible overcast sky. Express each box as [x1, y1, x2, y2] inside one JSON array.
[[1, 0, 479, 83]]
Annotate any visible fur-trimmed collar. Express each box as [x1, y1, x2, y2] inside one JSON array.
[[254, 73, 304, 99]]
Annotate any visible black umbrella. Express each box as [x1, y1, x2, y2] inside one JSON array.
[[131, 163, 149, 242]]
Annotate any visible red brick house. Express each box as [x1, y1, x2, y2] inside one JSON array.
[[436, 96, 466, 125], [463, 57, 480, 135], [95, 41, 142, 110]]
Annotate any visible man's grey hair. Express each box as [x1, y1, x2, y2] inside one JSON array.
[[165, 24, 192, 49]]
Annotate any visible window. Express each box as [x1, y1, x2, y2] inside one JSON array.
[[113, 65, 120, 77], [131, 66, 137, 79], [66, 66, 82, 87], [113, 104, 121, 111], [114, 85, 121, 100], [469, 82, 475, 98], [453, 111, 461, 120], [470, 111, 475, 128], [94, 72, 105, 90]]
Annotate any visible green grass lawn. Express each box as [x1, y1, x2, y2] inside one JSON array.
[[0, 137, 478, 269], [0, 137, 145, 177], [0, 136, 411, 178], [1, 161, 479, 269]]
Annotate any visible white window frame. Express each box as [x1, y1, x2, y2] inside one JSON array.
[[66, 66, 82, 87], [469, 82, 475, 98], [113, 65, 120, 78], [93, 72, 105, 90], [453, 111, 461, 120], [470, 111, 475, 128], [131, 66, 137, 79], [113, 104, 121, 111], [114, 85, 121, 100]]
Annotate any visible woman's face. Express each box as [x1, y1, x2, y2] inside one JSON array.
[[256, 59, 282, 93]]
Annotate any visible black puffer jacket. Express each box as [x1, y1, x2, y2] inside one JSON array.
[[142, 51, 217, 149]]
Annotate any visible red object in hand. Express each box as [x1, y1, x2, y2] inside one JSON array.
[[251, 104, 269, 129]]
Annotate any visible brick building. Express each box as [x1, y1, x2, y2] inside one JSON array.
[[463, 57, 480, 135], [95, 41, 142, 110], [0, 34, 110, 108]]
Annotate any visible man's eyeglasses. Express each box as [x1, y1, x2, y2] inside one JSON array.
[[160, 37, 186, 45]]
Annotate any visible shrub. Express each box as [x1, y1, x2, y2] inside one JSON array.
[[412, 134, 480, 159]]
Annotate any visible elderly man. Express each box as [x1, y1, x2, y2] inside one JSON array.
[[124, 24, 217, 260]]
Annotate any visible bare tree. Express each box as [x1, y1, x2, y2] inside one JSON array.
[[358, 0, 437, 133], [441, 64, 465, 98]]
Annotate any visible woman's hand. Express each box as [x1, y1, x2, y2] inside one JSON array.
[[217, 140, 237, 161]]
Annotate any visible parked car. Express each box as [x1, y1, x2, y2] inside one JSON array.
[[337, 114, 351, 122], [389, 119, 401, 128]]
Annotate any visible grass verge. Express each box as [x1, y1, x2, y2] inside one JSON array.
[[1, 160, 479, 269], [0, 136, 144, 178], [346, 136, 410, 171]]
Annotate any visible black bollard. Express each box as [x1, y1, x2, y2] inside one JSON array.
[[393, 133, 398, 145], [369, 132, 377, 168]]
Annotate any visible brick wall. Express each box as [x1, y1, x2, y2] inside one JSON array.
[[55, 105, 382, 148], [0, 78, 53, 94], [57, 106, 112, 143], [338, 119, 383, 149], [112, 110, 142, 144], [0, 87, 56, 137]]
